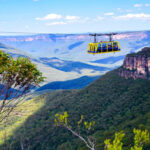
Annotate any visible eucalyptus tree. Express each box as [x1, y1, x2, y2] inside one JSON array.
[[0, 50, 45, 122]]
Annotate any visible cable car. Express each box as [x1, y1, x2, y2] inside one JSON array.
[[87, 33, 121, 54]]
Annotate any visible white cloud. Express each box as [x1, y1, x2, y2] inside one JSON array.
[[114, 13, 150, 20], [36, 13, 93, 25], [65, 15, 82, 23], [65, 16, 80, 20], [145, 4, 150, 7], [104, 12, 114, 16], [46, 21, 66, 26], [134, 4, 142, 8], [36, 14, 62, 21]]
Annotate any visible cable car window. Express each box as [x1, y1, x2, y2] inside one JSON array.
[[88, 44, 91, 52], [113, 42, 118, 51], [108, 42, 112, 52], [102, 43, 107, 52], [90, 44, 94, 52], [94, 43, 99, 53], [97, 43, 102, 53]]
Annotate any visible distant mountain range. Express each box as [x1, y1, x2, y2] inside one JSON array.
[[1, 31, 149, 61], [36, 75, 100, 91], [0, 31, 150, 89]]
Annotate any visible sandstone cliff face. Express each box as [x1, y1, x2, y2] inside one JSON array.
[[118, 47, 150, 79]]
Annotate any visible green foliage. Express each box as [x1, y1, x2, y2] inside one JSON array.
[[2, 56, 45, 88], [54, 112, 69, 126], [84, 121, 95, 130], [54, 112, 95, 132], [104, 129, 150, 150], [131, 129, 150, 150], [0, 50, 45, 96], [78, 115, 84, 128], [0, 50, 10, 73], [104, 131, 125, 150]]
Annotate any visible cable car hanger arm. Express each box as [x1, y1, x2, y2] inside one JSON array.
[[89, 33, 118, 42]]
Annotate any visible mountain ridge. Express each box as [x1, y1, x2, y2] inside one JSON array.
[[36, 75, 100, 91]]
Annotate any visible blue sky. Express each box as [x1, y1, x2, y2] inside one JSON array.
[[0, 0, 150, 34]]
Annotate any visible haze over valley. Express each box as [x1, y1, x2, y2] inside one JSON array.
[[0, 31, 150, 89]]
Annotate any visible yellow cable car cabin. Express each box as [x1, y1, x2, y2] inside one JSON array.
[[88, 33, 121, 54], [87, 41, 120, 54]]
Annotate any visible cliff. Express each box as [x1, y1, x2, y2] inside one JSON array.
[[118, 47, 150, 79]]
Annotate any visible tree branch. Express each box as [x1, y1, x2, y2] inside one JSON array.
[[64, 125, 95, 150]]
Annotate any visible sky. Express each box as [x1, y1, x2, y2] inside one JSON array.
[[0, 0, 150, 34]]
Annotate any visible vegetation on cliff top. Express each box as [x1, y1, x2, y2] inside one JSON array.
[[127, 47, 150, 57]]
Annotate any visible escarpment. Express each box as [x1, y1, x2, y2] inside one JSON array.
[[118, 47, 150, 79]]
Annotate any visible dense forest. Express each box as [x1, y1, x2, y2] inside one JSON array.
[[0, 68, 150, 150]]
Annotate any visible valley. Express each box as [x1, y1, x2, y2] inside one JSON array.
[[0, 47, 150, 149], [0, 31, 150, 89]]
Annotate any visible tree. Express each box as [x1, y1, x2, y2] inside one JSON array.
[[131, 129, 149, 150], [54, 112, 96, 150], [104, 129, 150, 150], [104, 131, 125, 150], [0, 50, 45, 122]]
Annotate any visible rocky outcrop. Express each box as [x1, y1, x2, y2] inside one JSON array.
[[118, 47, 150, 79]]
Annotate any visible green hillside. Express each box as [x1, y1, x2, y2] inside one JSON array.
[[0, 69, 150, 150]]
